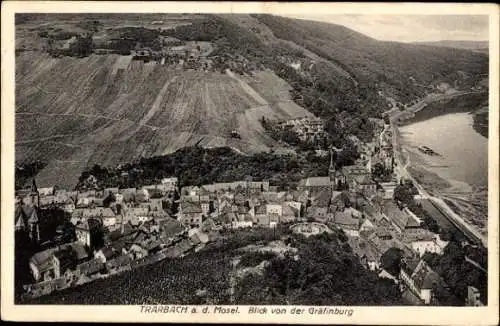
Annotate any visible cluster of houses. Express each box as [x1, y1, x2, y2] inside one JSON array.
[[275, 117, 327, 144], [15, 177, 222, 299]]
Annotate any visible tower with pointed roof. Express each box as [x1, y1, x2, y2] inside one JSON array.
[[30, 178, 40, 208], [14, 203, 26, 232], [27, 207, 40, 243], [329, 148, 346, 191], [328, 149, 337, 185], [328, 149, 335, 181]]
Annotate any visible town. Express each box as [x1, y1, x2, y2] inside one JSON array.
[[14, 116, 485, 306]]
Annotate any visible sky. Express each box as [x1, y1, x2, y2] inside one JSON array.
[[283, 14, 489, 43]]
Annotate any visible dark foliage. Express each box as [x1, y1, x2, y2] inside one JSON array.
[[15, 161, 47, 190], [236, 232, 403, 305], [380, 247, 404, 276], [76, 146, 331, 191], [429, 241, 488, 305], [472, 108, 488, 138], [38, 206, 73, 245], [237, 251, 277, 268]]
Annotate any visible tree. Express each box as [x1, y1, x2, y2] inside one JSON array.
[[103, 193, 116, 207], [422, 214, 440, 233], [281, 129, 300, 146], [393, 183, 414, 206], [380, 247, 404, 277], [70, 34, 94, 57], [372, 162, 386, 179]]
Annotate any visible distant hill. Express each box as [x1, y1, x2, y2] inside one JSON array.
[[413, 40, 489, 52], [15, 14, 488, 188]]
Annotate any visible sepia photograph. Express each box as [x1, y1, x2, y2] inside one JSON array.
[[1, 1, 499, 324]]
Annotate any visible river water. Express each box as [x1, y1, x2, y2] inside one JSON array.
[[399, 112, 488, 189]]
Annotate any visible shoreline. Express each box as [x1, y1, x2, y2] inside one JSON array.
[[397, 91, 488, 138], [391, 92, 488, 239]]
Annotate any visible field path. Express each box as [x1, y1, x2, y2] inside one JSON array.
[[16, 134, 75, 144], [134, 75, 180, 129], [226, 69, 268, 106]]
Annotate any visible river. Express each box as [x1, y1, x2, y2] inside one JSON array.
[[399, 112, 488, 189]]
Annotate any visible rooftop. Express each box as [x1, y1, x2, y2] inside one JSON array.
[[383, 201, 414, 230], [402, 229, 436, 243], [301, 177, 332, 188], [412, 260, 444, 290], [180, 201, 202, 214], [333, 209, 360, 228]]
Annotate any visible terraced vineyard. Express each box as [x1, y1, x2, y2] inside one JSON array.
[[16, 53, 313, 188]]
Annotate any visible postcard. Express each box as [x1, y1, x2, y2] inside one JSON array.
[[1, 1, 498, 324]]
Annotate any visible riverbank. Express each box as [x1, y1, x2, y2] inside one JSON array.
[[473, 106, 489, 138], [402, 141, 487, 236], [398, 91, 488, 139], [399, 91, 487, 125], [394, 92, 488, 237]]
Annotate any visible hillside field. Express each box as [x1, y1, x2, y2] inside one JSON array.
[[16, 53, 313, 188]]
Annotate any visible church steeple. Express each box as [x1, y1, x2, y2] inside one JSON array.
[[329, 148, 336, 184], [329, 149, 335, 171], [31, 178, 38, 193], [30, 178, 39, 207]]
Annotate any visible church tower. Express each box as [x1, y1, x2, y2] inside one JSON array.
[[329, 149, 337, 185], [30, 178, 39, 207]]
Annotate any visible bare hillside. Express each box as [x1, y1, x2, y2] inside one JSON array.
[[16, 53, 312, 188]]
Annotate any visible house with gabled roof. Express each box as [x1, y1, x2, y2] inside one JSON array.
[[158, 217, 186, 241], [231, 212, 253, 228], [350, 174, 378, 197], [360, 219, 375, 233], [160, 177, 178, 192], [76, 258, 104, 277], [332, 207, 362, 237], [374, 226, 393, 240], [402, 229, 448, 257], [400, 258, 446, 304], [29, 248, 58, 282], [282, 203, 299, 223], [382, 200, 421, 233], [178, 201, 203, 228], [306, 206, 329, 222], [105, 254, 132, 274]]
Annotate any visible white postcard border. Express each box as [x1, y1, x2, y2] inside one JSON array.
[[1, 2, 499, 324]]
